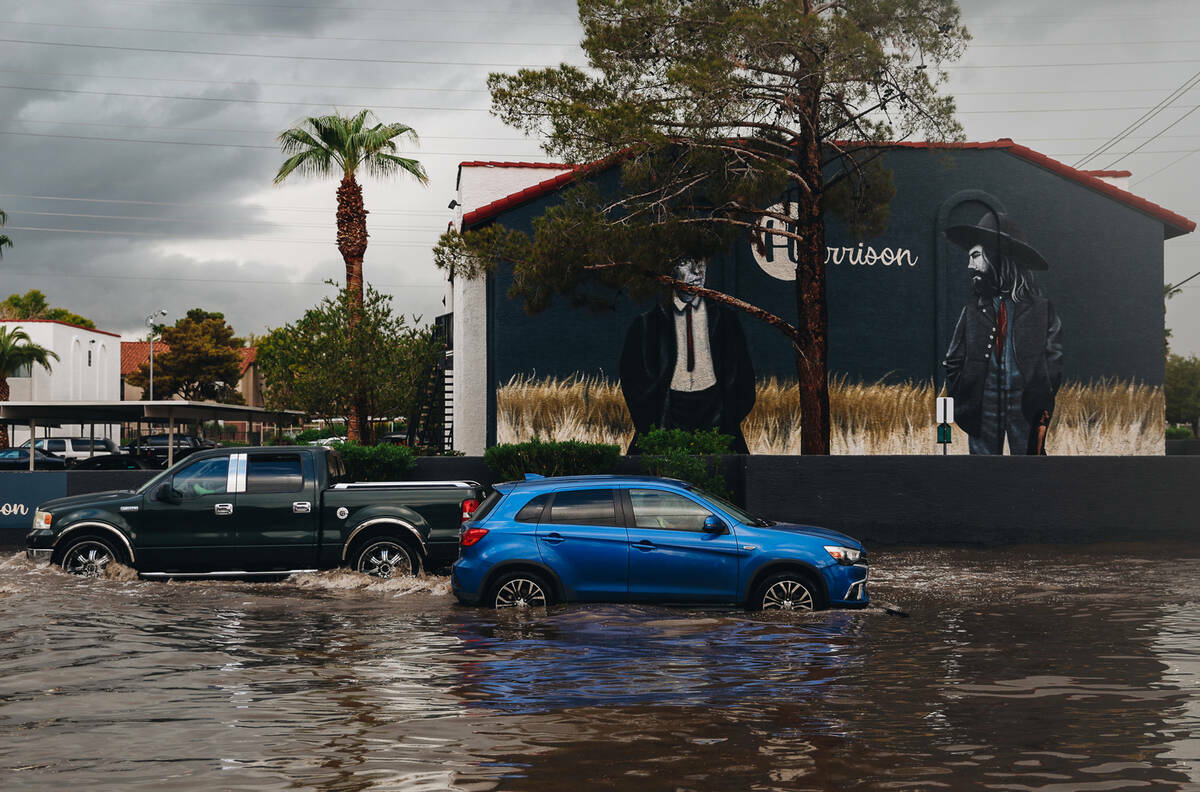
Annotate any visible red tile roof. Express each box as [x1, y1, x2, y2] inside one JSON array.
[[459, 161, 571, 169], [460, 140, 1195, 238], [120, 342, 257, 376], [1080, 170, 1133, 178], [0, 318, 120, 337]]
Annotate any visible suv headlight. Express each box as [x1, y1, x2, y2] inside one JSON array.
[[33, 510, 53, 530], [824, 545, 862, 565]]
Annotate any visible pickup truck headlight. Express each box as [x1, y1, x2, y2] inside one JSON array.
[[824, 545, 862, 565], [33, 510, 52, 530]]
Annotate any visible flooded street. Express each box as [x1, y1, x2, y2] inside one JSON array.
[[1, 544, 1198, 791]]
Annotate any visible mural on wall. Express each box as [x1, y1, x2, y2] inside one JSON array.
[[619, 258, 756, 453], [943, 211, 1064, 455]]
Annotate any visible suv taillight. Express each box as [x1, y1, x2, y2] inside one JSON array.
[[460, 498, 480, 523], [461, 527, 488, 547]]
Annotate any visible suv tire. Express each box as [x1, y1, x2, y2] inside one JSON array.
[[488, 570, 554, 609], [750, 572, 821, 612]]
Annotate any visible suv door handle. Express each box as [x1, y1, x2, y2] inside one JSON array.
[[632, 539, 655, 551], [214, 503, 233, 516], [292, 501, 312, 514], [540, 532, 565, 545]]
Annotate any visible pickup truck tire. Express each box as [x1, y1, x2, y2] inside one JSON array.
[[487, 570, 554, 609], [58, 536, 124, 578], [352, 538, 422, 579]]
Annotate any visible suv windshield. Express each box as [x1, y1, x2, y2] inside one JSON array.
[[685, 485, 772, 526]]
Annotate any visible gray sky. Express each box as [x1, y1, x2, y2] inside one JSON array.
[[1, 0, 1198, 356]]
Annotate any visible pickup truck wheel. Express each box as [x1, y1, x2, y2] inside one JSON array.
[[488, 571, 552, 609], [354, 539, 421, 579], [59, 537, 122, 578]]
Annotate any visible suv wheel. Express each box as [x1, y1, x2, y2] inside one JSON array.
[[489, 571, 552, 609], [354, 538, 421, 579], [751, 572, 819, 612]]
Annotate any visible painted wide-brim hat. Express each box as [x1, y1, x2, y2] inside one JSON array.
[[945, 210, 1049, 271]]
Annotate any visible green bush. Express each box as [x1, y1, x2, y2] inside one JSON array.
[[1166, 426, 1195, 440], [638, 427, 734, 497], [485, 438, 620, 481], [334, 442, 417, 481], [296, 426, 346, 443]]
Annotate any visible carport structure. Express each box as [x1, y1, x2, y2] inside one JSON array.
[[0, 401, 306, 470]]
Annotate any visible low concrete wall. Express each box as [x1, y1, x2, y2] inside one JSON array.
[[3, 457, 1195, 549]]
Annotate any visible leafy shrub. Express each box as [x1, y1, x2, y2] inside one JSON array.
[[334, 442, 416, 481], [485, 438, 620, 481], [1166, 425, 1195, 440], [296, 426, 346, 443], [638, 427, 734, 496]]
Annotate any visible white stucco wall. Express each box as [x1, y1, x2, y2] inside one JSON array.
[[450, 163, 573, 454], [2, 320, 122, 446]]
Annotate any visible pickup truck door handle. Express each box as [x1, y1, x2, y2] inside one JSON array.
[[540, 532, 565, 545], [632, 539, 655, 551], [214, 503, 233, 516], [292, 501, 312, 514]]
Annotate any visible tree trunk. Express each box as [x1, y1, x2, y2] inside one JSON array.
[[336, 172, 369, 443], [0, 377, 8, 449], [793, 73, 831, 455]]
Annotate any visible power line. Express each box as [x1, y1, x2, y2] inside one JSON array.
[[0, 193, 448, 216], [4, 225, 440, 247], [0, 18, 576, 48], [8, 210, 447, 232], [0, 83, 492, 112], [29, 0, 577, 20], [0, 130, 547, 157], [1134, 148, 1200, 185], [0, 37, 573, 68], [1105, 104, 1200, 169], [1074, 69, 1200, 167], [0, 268, 446, 288], [959, 104, 1200, 115], [0, 67, 494, 94], [948, 59, 1200, 70]]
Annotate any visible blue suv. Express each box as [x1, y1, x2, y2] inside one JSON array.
[[452, 475, 868, 611]]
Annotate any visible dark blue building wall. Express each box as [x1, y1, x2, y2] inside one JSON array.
[[480, 147, 1170, 442]]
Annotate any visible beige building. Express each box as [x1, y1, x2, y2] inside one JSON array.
[[120, 342, 262, 406]]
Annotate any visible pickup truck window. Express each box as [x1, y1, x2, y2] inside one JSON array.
[[547, 489, 617, 526], [172, 457, 230, 498], [245, 454, 304, 493]]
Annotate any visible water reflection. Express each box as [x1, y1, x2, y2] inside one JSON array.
[[0, 547, 1198, 791]]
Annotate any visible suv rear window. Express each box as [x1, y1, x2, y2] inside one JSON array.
[[472, 490, 503, 522], [547, 489, 617, 526], [515, 493, 550, 523]]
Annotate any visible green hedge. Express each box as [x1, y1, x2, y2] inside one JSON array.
[[485, 438, 621, 481], [1166, 426, 1195, 440], [334, 442, 417, 481], [639, 427, 734, 497]]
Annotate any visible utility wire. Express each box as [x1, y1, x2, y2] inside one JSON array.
[[0, 37, 573, 68], [0, 193, 448, 216], [1169, 270, 1200, 290], [1105, 103, 1200, 169], [1133, 148, 1200, 185], [8, 210, 447, 232], [1074, 69, 1200, 167], [4, 226, 440, 247], [0, 268, 444, 288], [0, 83, 492, 112]]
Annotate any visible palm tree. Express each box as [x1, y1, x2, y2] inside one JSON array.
[[274, 109, 428, 442], [0, 325, 59, 448], [0, 208, 12, 258]]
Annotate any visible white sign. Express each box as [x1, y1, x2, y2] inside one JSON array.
[[936, 396, 954, 424], [752, 202, 920, 281]]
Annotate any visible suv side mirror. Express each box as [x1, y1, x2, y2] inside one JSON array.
[[704, 515, 726, 533], [154, 482, 180, 503]]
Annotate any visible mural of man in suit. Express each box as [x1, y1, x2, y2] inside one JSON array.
[[943, 211, 1064, 455], [620, 258, 756, 453]]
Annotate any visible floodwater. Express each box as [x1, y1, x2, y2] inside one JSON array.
[[1, 544, 1198, 791]]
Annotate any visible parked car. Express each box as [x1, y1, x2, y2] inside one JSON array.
[[72, 454, 159, 471], [306, 437, 346, 447], [0, 448, 68, 471], [452, 475, 869, 611], [124, 434, 217, 466], [20, 437, 118, 461], [26, 446, 484, 579]]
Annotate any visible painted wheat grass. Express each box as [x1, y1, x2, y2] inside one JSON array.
[[495, 375, 1164, 455]]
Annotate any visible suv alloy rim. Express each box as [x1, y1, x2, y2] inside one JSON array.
[[494, 578, 546, 608], [762, 579, 814, 611], [358, 541, 412, 579], [63, 541, 114, 577]]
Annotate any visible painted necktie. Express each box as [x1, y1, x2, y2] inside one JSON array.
[[996, 299, 1008, 358], [685, 304, 695, 372]]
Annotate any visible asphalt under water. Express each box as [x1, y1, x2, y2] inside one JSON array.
[[1, 544, 1198, 791]]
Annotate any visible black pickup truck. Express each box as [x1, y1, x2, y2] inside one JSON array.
[[24, 446, 484, 579]]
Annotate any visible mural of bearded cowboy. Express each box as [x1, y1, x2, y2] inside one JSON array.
[[943, 211, 1064, 455]]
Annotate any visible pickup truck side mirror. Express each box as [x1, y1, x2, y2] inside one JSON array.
[[704, 515, 726, 533], [154, 482, 180, 503]]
